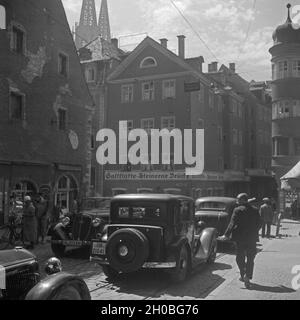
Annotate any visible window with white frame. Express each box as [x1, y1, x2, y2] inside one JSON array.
[[218, 126, 223, 142], [161, 116, 175, 130], [0, 5, 6, 29], [293, 100, 300, 117], [278, 60, 288, 79], [140, 57, 157, 68], [239, 131, 243, 145], [162, 79, 176, 99], [9, 91, 25, 120], [121, 84, 134, 103], [11, 25, 25, 54], [86, 68, 95, 82], [232, 129, 238, 145], [292, 60, 300, 77], [142, 81, 155, 101], [141, 118, 154, 134]]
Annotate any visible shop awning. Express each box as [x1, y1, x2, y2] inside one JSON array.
[[280, 161, 300, 190]]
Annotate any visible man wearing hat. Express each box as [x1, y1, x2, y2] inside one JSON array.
[[219, 193, 261, 289], [259, 198, 274, 238], [23, 196, 37, 250]]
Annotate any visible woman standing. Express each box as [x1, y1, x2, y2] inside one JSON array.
[[23, 196, 37, 249]]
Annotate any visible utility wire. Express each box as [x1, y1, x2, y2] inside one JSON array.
[[236, 0, 257, 64], [169, 0, 219, 62]]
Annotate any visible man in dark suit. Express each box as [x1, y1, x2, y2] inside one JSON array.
[[219, 193, 261, 289]]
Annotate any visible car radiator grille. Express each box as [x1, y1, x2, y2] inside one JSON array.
[[2, 270, 40, 300], [72, 215, 93, 241]]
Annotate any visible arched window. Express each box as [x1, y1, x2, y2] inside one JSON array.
[[140, 57, 157, 68], [0, 5, 6, 29]]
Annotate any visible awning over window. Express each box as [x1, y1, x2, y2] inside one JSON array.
[[280, 161, 300, 190]]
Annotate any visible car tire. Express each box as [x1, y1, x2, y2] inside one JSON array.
[[51, 284, 82, 300], [102, 265, 120, 279], [106, 228, 149, 273], [207, 240, 217, 264], [170, 245, 190, 283], [51, 243, 66, 258]]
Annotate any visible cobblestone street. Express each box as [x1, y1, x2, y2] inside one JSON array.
[[30, 220, 300, 300]]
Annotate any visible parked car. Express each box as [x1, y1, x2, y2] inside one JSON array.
[[0, 247, 90, 300], [49, 197, 111, 257], [195, 197, 237, 241], [90, 194, 218, 282]]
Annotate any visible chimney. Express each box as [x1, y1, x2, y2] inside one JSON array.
[[160, 38, 168, 49], [229, 63, 236, 73], [208, 61, 218, 73], [177, 35, 186, 59], [111, 38, 119, 49]]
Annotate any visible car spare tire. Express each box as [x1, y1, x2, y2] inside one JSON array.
[[106, 228, 149, 273]]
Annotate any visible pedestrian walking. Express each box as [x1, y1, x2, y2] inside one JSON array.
[[35, 194, 49, 244], [219, 193, 261, 289], [22, 196, 37, 250], [259, 198, 274, 238]]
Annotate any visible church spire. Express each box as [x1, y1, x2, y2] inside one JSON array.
[[75, 0, 98, 49], [98, 0, 111, 42]]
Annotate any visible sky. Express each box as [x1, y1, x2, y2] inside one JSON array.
[[62, 0, 300, 82]]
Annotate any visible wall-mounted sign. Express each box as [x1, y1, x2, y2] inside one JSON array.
[[184, 81, 200, 92]]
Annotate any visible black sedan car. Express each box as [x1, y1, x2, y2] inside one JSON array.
[[0, 247, 90, 300], [195, 197, 237, 240]]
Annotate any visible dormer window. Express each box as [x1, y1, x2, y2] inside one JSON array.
[[140, 57, 157, 69], [0, 5, 6, 29]]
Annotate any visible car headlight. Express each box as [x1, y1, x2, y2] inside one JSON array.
[[92, 218, 102, 228]]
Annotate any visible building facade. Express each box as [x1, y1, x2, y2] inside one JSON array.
[[0, 0, 94, 225], [270, 4, 300, 210], [100, 36, 256, 198]]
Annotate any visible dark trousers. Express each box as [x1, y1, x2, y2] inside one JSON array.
[[236, 242, 257, 279], [261, 222, 271, 238]]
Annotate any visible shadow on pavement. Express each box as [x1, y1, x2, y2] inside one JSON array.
[[247, 283, 296, 294], [107, 262, 232, 299]]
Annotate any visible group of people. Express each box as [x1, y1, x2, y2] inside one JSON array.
[[10, 193, 49, 250], [220, 193, 276, 289]]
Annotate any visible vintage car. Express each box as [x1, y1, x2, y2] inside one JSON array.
[[195, 197, 237, 240], [50, 197, 111, 257], [0, 247, 90, 300], [90, 194, 218, 282]]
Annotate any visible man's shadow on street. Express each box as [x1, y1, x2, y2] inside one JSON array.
[[244, 283, 296, 294]]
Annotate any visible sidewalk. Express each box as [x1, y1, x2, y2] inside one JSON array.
[[208, 220, 300, 300]]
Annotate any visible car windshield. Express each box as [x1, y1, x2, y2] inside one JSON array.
[[115, 204, 164, 220], [81, 198, 111, 210], [196, 201, 227, 211]]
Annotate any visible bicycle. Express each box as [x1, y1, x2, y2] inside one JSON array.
[[0, 215, 24, 250]]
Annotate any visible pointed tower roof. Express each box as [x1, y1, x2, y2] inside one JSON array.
[[75, 0, 99, 48], [98, 0, 111, 42]]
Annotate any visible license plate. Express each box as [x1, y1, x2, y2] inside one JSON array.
[[92, 242, 106, 256], [62, 240, 83, 246]]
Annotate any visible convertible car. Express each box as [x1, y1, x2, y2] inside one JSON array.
[[0, 247, 91, 300]]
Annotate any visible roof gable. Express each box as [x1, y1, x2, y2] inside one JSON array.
[[107, 37, 208, 83]]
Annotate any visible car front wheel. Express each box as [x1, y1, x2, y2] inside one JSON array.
[[51, 285, 82, 300], [170, 245, 190, 283]]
